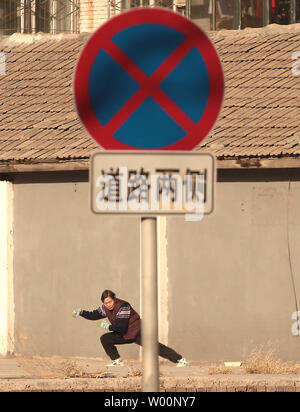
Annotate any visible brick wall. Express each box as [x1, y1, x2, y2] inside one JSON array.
[[79, 0, 118, 32]]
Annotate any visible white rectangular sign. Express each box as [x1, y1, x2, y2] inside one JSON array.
[[90, 151, 215, 219]]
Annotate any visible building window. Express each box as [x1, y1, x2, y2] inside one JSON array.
[[115, 0, 300, 30], [120, 0, 177, 11], [212, 0, 300, 30], [0, 0, 80, 35]]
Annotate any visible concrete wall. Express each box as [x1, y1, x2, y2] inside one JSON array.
[[167, 169, 300, 362], [11, 168, 300, 362], [12, 172, 141, 359]]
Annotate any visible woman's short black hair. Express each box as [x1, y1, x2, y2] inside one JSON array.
[[101, 290, 116, 302]]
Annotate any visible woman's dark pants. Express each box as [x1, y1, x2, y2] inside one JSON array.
[[100, 331, 182, 363]]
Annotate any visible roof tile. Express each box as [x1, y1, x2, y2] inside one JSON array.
[[1, 27, 300, 163]]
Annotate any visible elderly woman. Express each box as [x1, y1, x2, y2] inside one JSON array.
[[73, 289, 189, 367]]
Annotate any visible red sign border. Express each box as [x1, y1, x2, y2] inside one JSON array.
[[74, 7, 224, 151]]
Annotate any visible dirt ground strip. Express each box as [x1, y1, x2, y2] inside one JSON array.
[[1, 376, 300, 392], [1, 356, 300, 392]]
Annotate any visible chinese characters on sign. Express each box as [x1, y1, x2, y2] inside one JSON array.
[[91, 152, 215, 221]]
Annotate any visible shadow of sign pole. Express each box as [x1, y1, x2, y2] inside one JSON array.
[[141, 217, 159, 392]]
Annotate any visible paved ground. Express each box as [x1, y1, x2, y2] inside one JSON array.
[[1, 356, 300, 391]]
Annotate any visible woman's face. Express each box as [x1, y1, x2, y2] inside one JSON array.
[[103, 297, 115, 310]]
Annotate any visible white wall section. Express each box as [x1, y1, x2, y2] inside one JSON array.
[[0, 181, 14, 356]]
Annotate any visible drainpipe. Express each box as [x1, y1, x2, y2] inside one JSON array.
[[186, 0, 191, 19], [24, 0, 32, 33], [262, 0, 270, 26], [290, 0, 296, 24], [211, 0, 216, 30], [234, 0, 241, 30]]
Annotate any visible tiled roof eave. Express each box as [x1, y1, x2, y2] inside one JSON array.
[[1, 154, 300, 173], [1, 26, 300, 165]]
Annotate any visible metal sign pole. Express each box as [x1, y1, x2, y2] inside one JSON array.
[[141, 217, 159, 392], [290, 0, 296, 24]]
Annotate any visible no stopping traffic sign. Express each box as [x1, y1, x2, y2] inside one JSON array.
[[74, 8, 224, 151]]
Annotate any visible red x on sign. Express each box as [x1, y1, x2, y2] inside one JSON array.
[[74, 8, 224, 150]]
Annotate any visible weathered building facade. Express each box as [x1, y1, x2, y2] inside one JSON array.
[[1, 18, 300, 362]]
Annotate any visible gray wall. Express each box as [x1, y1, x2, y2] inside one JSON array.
[[13, 172, 141, 359], [12, 169, 300, 362], [167, 169, 300, 362]]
